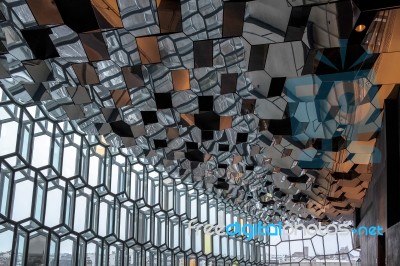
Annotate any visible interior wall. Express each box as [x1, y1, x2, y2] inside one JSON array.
[[359, 86, 400, 266]]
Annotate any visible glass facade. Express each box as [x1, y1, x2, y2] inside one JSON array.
[[0, 94, 359, 265], [1, 0, 399, 265]]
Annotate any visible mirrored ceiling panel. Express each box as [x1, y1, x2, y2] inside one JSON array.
[[1, 0, 400, 264]]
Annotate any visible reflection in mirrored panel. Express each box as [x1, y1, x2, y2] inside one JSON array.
[[91, 0, 123, 29], [3, 0, 400, 265], [26, 0, 63, 26]]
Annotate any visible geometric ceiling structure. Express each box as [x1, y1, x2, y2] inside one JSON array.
[[1, 0, 400, 265]]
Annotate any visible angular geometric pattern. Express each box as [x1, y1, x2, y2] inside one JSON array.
[[0, 0, 399, 264], [0, 102, 360, 265], [0, 0, 384, 223]]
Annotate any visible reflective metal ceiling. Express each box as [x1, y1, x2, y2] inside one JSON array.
[[1, 0, 400, 224]]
